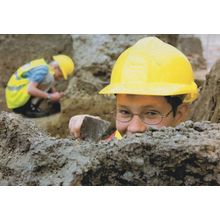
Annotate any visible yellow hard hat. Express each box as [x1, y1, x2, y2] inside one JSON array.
[[53, 54, 74, 80], [99, 37, 198, 103]]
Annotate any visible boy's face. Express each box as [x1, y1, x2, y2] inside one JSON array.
[[116, 94, 189, 136]]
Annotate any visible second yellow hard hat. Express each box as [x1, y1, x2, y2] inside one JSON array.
[[53, 54, 74, 80]]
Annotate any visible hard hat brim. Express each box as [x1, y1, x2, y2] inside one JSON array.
[[99, 82, 198, 103]]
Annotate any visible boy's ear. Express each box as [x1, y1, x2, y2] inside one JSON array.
[[174, 104, 189, 125]]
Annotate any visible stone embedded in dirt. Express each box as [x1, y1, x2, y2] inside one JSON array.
[[80, 116, 111, 141], [1, 111, 220, 186]]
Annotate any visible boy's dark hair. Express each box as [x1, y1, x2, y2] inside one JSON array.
[[165, 95, 185, 116]]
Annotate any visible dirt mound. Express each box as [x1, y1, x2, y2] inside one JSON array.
[[190, 59, 220, 123], [0, 34, 73, 111], [1, 111, 220, 186]]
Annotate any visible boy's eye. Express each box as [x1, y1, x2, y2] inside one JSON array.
[[119, 109, 131, 115], [145, 111, 158, 115], [143, 111, 160, 118]]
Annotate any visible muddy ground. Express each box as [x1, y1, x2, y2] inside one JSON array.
[[0, 112, 220, 185], [0, 34, 220, 185]]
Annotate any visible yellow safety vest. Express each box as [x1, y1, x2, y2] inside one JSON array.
[[5, 58, 48, 109]]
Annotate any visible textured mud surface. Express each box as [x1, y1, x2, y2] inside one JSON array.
[[1, 112, 220, 186]]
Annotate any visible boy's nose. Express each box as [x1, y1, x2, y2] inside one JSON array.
[[126, 115, 147, 135]]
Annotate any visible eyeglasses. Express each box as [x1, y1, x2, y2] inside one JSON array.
[[116, 108, 173, 125]]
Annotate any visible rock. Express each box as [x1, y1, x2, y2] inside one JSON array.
[[190, 59, 220, 123], [80, 116, 111, 141], [1, 111, 220, 186]]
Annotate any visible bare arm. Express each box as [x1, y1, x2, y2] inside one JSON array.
[[27, 82, 63, 102], [27, 82, 49, 99]]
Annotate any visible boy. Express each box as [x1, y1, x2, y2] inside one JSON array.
[[69, 37, 198, 140]]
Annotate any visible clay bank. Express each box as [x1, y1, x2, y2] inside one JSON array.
[[1, 112, 220, 186]]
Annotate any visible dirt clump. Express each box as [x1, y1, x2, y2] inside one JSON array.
[[1, 111, 220, 186]]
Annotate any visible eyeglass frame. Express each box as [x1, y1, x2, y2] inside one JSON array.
[[115, 108, 173, 125]]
